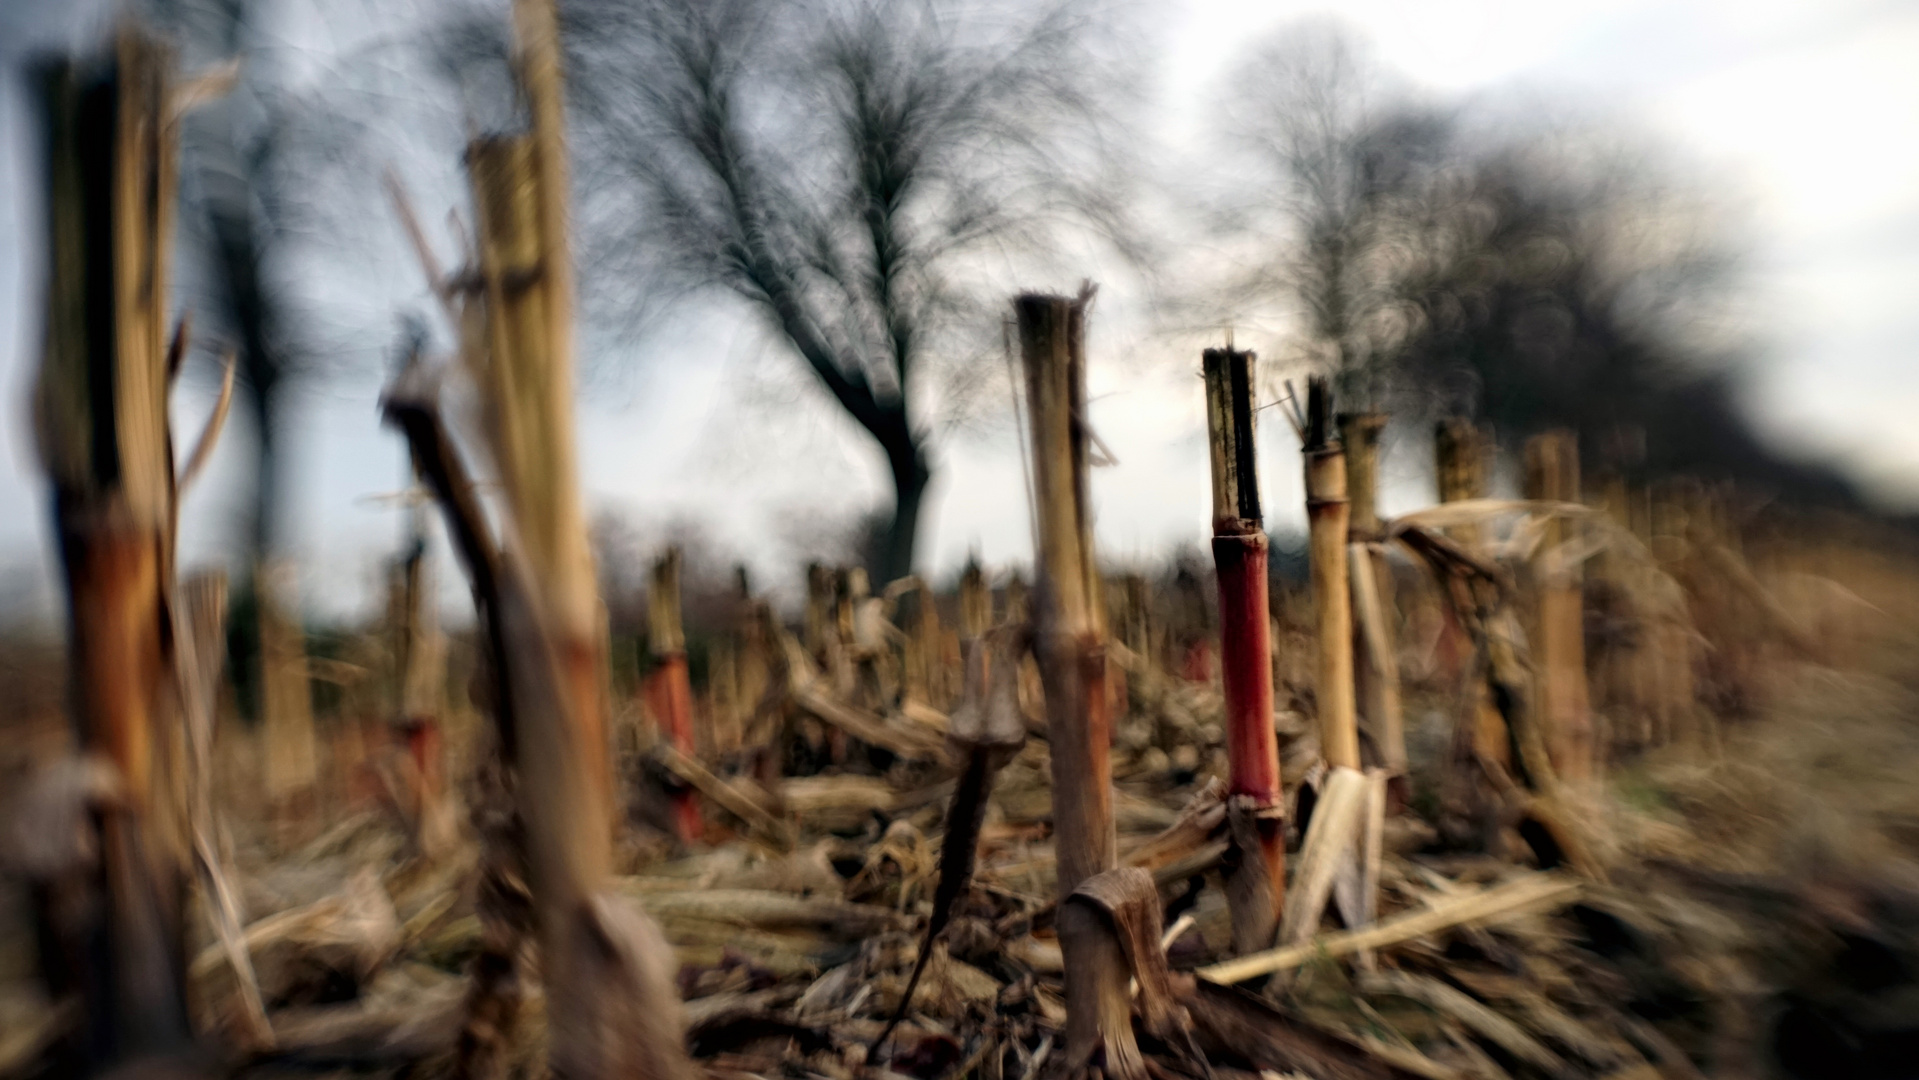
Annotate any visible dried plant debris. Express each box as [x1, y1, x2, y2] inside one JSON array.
[[117, 671, 1877, 1080], [6, 479, 1916, 1080]]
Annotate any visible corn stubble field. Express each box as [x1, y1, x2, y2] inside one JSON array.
[[7, 7, 1919, 1080]]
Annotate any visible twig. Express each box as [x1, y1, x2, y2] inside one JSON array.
[[167, 59, 239, 123], [1018, 1035, 1054, 1080], [1198, 872, 1581, 984], [176, 574, 272, 1050], [384, 168, 459, 325], [1160, 913, 1196, 952], [178, 349, 236, 492], [1280, 379, 1308, 441]]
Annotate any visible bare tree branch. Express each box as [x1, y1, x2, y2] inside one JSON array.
[[541, 0, 1140, 577]]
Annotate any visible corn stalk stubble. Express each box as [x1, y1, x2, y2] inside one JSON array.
[[33, 27, 197, 1065], [1202, 346, 1285, 956], [1016, 290, 1141, 1080]]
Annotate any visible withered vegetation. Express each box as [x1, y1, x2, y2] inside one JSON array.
[[7, 8, 1919, 1080]]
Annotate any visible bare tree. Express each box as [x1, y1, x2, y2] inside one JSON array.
[[1211, 20, 1856, 501], [157, 0, 413, 564], [156, 0, 301, 562], [554, 0, 1137, 581], [1382, 134, 1861, 499], [1207, 20, 1447, 405]]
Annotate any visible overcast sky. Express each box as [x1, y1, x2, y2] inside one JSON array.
[[3, 0, 1917, 626]]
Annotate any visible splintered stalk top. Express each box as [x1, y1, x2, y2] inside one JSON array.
[[650, 546, 685, 655], [1016, 292, 1102, 639], [35, 30, 176, 533], [1203, 348, 1261, 531], [1303, 376, 1335, 453]]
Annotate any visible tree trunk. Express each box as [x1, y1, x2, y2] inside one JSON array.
[[881, 425, 931, 584], [240, 379, 285, 566], [203, 153, 289, 569]]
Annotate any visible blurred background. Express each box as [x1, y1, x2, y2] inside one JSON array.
[[2, 0, 1914, 625], [5, 2, 1919, 1078]]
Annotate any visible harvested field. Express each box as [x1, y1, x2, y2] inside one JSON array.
[[5, 5, 1919, 1080]]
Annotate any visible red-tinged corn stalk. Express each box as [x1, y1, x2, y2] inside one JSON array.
[[1201, 347, 1285, 954]]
